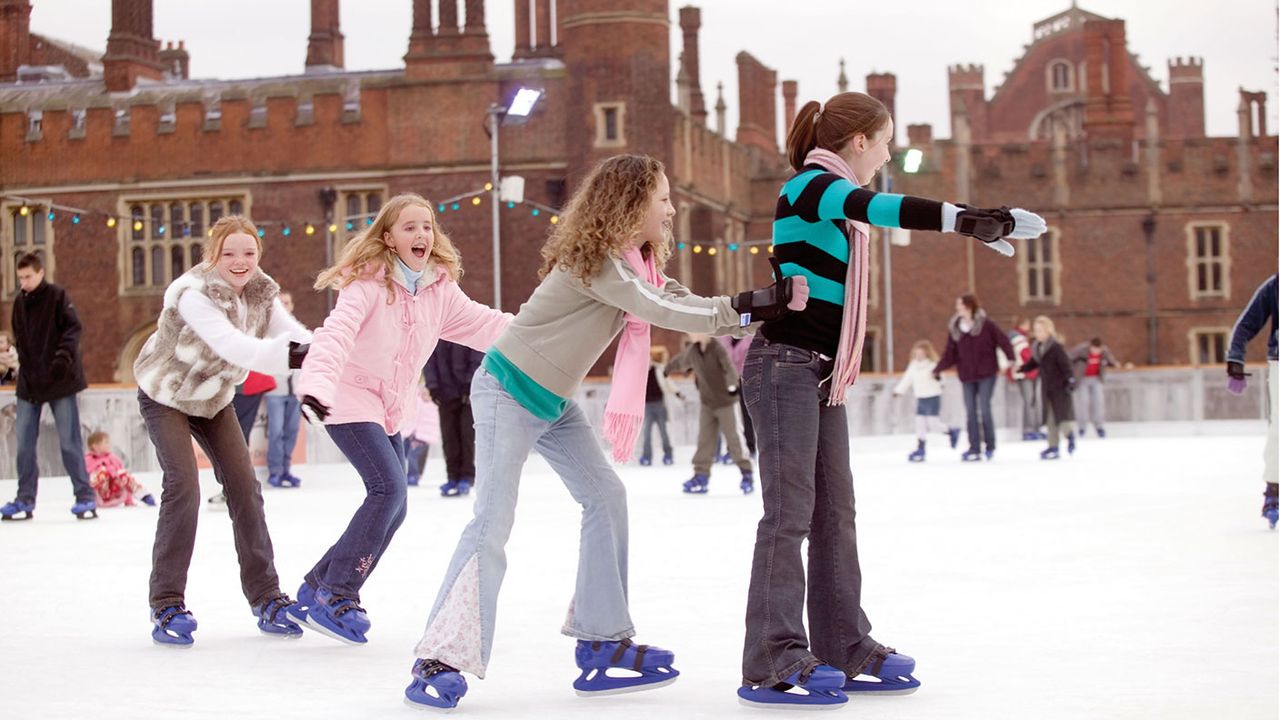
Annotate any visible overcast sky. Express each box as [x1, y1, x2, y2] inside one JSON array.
[[26, 0, 1278, 141]]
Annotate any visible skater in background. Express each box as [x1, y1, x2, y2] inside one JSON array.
[[424, 339, 484, 497], [892, 340, 960, 462], [404, 385, 440, 487], [934, 293, 1016, 462], [1069, 337, 1118, 438], [1008, 317, 1042, 440], [292, 193, 510, 646], [1017, 316, 1076, 460], [738, 90, 1044, 708], [206, 370, 274, 509], [264, 290, 306, 488], [639, 346, 682, 466], [719, 333, 757, 457], [1225, 273, 1278, 529], [132, 214, 311, 646], [0, 253, 97, 522], [0, 331, 17, 385], [404, 154, 807, 711], [666, 332, 753, 494], [85, 430, 154, 507]]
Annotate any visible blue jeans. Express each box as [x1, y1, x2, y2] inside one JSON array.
[[305, 423, 407, 599], [962, 376, 998, 453], [640, 400, 672, 459], [405, 438, 429, 485], [740, 337, 879, 686], [14, 394, 94, 504], [265, 395, 301, 477], [413, 368, 632, 678]]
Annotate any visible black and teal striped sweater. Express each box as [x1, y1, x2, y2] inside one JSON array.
[[760, 165, 946, 357]]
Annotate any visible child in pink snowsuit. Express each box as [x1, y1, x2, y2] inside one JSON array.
[[85, 430, 154, 507]]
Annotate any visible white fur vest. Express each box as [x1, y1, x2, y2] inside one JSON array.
[[134, 266, 278, 418]]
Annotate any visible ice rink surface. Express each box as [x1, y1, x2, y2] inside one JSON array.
[[2, 424, 1276, 719]]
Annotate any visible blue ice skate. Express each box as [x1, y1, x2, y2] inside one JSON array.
[[1263, 485, 1278, 530], [0, 499, 34, 521], [984, 448, 995, 461], [573, 638, 679, 696], [908, 440, 926, 463], [1067, 433, 1076, 455], [286, 581, 316, 626], [1096, 427, 1106, 439], [662, 451, 674, 465], [682, 473, 709, 494], [639, 455, 652, 466], [440, 477, 472, 497], [404, 658, 468, 710], [267, 473, 300, 488], [71, 498, 97, 519], [304, 587, 370, 645], [843, 648, 920, 694], [960, 449, 983, 462], [737, 662, 848, 708], [948, 427, 961, 449], [255, 594, 304, 638], [740, 470, 755, 495], [151, 605, 197, 647], [141, 494, 156, 506], [1040, 447, 1060, 460]]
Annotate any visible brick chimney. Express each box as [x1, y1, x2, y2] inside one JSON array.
[[158, 39, 189, 79], [1166, 56, 1205, 139], [781, 79, 797, 134], [947, 63, 987, 142], [306, 0, 344, 71], [736, 51, 777, 153], [0, 0, 32, 83], [866, 72, 896, 140], [1081, 19, 1135, 143], [406, 0, 492, 78], [907, 123, 932, 146], [103, 0, 164, 91], [678, 6, 706, 122]]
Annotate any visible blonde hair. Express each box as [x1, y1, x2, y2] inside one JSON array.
[[1033, 315, 1057, 339], [538, 154, 671, 285], [87, 430, 109, 448], [314, 193, 462, 304], [911, 339, 939, 362], [786, 92, 891, 172], [202, 215, 262, 268]]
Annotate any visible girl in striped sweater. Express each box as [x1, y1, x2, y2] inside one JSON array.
[[737, 91, 1046, 708]]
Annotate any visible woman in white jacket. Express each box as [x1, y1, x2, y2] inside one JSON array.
[[892, 340, 959, 462]]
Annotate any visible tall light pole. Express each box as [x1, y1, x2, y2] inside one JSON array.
[[486, 88, 543, 311]]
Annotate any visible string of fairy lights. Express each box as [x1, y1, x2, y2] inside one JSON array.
[[3, 189, 772, 254]]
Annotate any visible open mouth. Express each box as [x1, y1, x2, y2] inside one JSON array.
[[230, 268, 250, 278], [411, 244, 427, 259]]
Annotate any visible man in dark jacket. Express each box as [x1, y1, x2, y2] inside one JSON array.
[[424, 339, 484, 497], [1, 254, 96, 520], [1226, 273, 1278, 528]]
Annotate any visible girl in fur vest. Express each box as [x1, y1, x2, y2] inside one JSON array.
[[893, 340, 960, 462], [133, 215, 312, 647], [403, 154, 808, 711], [290, 194, 510, 646]]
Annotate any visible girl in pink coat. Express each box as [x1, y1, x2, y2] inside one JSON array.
[[290, 193, 511, 645]]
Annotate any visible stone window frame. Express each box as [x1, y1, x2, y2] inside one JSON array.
[[1, 200, 56, 298], [1017, 227, 1062, 305], [861, 325, 882, 373], [1187, 326, 1230, 366], [333, 185, 388, 261], [1047, 59, 1074, 93], [117, 191, 252, 296], [593, 102, 627, 148], [1185, 221, 1231, 301]]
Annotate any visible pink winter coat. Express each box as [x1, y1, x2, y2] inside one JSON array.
[[85, 450, 126, 478], [296, 264, 511, 434], [406, 394, 442, 444]]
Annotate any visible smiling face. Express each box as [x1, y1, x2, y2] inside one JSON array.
[[840, 119, 894, 185], [633, 172, 675, 250], [1033, 320, 1051, 343], [215, 233, 260, 292], [383, 203, 435, 272]]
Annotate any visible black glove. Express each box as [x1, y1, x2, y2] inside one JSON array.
[[1067, 377, 1077, 392], [731, 258, 800, 325], [288, 342, 309, 370], [1226, 361, 1249, 381], [300, 395, 331, 423], [932, 371, 942, 382], [953, 205, 1016, 243]]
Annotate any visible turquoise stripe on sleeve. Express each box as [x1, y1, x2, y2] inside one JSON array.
[[867, 193, 906, 228], [817, 177, 857, 221], [781, 169, 823, 203], [772, 216, 849, 263], [779, 262, 845, 307]]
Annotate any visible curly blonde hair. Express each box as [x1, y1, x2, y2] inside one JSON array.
[[538, 154, 671, 285], [314, 193, 462, 304]]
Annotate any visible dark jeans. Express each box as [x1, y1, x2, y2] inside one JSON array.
[[138, 390, 282, 609], [962, 376, 998, 453], [306, 422, 407, 599], [405, 437, 429, 484], [741, 337, 878, 686], [14, 394, 94, 504], [739, 392, 757, 455], [438, 395, 476, 481], [640, 400, 673, 459]]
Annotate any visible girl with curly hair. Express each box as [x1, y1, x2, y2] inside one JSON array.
[[289, 193, 511, 645], [403, 154, 809, 710]]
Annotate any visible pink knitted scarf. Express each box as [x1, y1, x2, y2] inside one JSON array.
[[602, 246, 662, 462]]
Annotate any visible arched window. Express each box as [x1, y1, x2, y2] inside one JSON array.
[[1047, 60, 1073, 92]]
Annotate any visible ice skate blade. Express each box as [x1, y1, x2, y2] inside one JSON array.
[[404, 696, 457, 713], [259, 628, 304, 639], [737, 696, 846, 711], [299, 614, 367, 646], [152, 637, 194, 649], [574, 675, 678, 697], [844, 685, 919, 696]]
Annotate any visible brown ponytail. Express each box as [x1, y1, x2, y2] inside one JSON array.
[[785, 92, 891, 172]]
